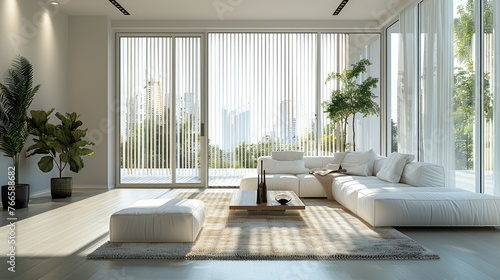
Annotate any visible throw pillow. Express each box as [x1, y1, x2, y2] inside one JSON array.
[[341, 149, 376, 176], [330, 152, 349, 164], [376, 152, 415, 183], [271, 151, 304, 161], [262, 158, 309, 174], [325, 163, 341, 170]]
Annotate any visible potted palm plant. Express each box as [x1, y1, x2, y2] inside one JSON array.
[[27, 109, 94, 198], [0, 56, 40, 209]]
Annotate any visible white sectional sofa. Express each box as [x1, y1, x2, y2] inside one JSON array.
[[240, 151, 500, 227]]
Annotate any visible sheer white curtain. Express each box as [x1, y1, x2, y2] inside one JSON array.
[[355, 35, 381, 154], [420, 0, 455, 187], [398, 4, 419, 157]]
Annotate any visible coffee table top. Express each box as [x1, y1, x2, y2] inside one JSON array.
[[229, 190, 306, 211]]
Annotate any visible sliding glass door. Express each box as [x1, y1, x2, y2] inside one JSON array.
[[118, 35, 202, 186]]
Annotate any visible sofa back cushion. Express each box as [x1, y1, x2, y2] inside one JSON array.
[[271, 151, 304, 161], [259, 157, 310, 174], [331, 152, 348, 164], [304, 156, 336, 169], [400, 162, 445, 187]]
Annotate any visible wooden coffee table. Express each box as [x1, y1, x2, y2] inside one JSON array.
[[229, 190, 306, 211]]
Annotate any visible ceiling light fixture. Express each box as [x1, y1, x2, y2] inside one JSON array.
[[50, 1, 59, 5], [109, 0, 130, 16], [332, 0, 350, 16]]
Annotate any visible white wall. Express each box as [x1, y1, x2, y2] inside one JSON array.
[[68, 16, 114, 189], [0, 0, 68, 195]]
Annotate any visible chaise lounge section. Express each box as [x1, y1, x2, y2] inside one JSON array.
[[240, 151, 500, 227]]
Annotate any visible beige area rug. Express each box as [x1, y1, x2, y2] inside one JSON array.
[[88, 191, 439, 260]]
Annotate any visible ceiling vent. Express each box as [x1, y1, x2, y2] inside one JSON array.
[[332, 0, 350, 16], [109, 0, 130, 15]]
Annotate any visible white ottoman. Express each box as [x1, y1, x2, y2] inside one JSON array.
[[110, 198, 205, 242]]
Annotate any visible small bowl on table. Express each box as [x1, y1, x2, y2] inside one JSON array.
[[275, 193, 292, 205]]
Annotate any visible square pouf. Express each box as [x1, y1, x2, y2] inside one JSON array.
[[110, 198, 205, 243]]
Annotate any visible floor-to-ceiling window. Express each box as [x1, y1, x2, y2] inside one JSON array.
[[391, 0, 499, 194], [117, 32, 380, 187]]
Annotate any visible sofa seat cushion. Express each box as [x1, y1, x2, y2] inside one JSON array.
[[239, 174, 299, 195], [356, 189, 500, 226], [296, 174, 327, 197], [332, 176, 413, 213]]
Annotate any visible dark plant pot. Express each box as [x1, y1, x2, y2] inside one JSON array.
[[51, 177, 73, 199], [1, 184, 30, 209]]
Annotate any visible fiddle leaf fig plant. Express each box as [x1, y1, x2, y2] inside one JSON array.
[[27, 109, 94, 177]]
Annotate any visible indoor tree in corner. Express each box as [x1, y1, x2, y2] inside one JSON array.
[[322, 59, 379, 151]]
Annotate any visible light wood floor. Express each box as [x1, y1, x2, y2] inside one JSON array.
[[1, 188, 500, 280]]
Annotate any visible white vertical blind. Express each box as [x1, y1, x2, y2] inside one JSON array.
[[320, 33, 348, 155], [208, 33, 320, 178]]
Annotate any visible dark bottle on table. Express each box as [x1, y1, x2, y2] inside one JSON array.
[[257, 172, 262, 204], [262, 169, 267, 203]]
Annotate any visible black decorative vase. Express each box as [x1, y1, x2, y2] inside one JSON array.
[[51, 177, 73, 199], [1, 184, 30, 209]]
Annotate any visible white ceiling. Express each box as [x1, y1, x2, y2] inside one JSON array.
[[58, 0, 411, 22]]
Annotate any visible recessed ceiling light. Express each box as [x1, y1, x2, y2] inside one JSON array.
[[332, 0, 350, 16], [50, 1, 59, 5], [109, 0, 130, 16]]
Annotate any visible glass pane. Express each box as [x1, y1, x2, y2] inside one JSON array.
[[119, 37, 173, 184], [387, 22, 400, 153], [349, 34, 381, 154], [175, 37, 201, 183], [321, 34, 381, 154], [485, 0, 499, 195], [453, 0, 477, 191]]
